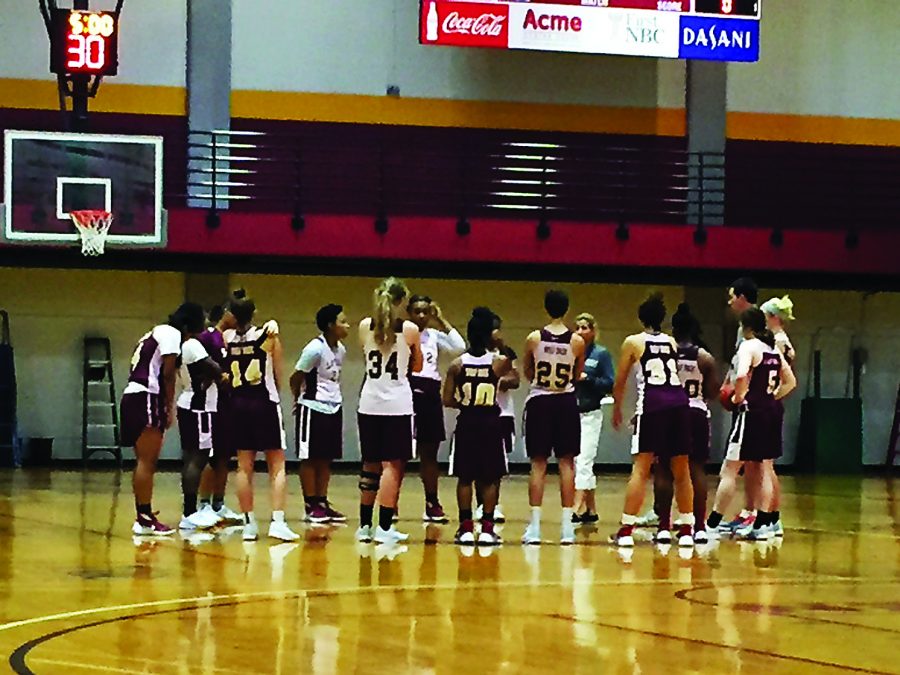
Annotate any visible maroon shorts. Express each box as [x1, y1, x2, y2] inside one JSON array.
[[120, 392, 167, 447], [726, 405, 783, 462], [451, 411, 508, 483], [211, 398, 235, 459], [357, 413, 414, 463], [689, 408, 711, 463], [524, 393, 580, 459], [295, 406, 343, 460], [631, 405, 691, 459], [231, 396, 286, 452], [177, 408, 215, 453], [410, 376, 446, 444], [500, 416, 516, 454]]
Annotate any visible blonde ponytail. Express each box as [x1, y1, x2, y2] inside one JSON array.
[[372, 277, 409, 346]]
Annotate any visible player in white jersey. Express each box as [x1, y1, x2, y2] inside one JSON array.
[[223, 289, 298, 543], [649, 304, 720, 544], [522, 290, 585, 545], [290, 304, 350, 525], [407, 295, 466, 522], [356, 278, 424, 545], [122, 302, 206, 536], [176, 330, 226, 532], [761, 294, 796, 537]]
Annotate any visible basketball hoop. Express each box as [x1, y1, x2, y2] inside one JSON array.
[[70, 210, 113, 256]]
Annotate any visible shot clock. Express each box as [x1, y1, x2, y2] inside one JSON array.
[[50, 9, 119, 76]]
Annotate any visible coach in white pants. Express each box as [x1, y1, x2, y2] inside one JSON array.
[[572, 313, 615, 524]]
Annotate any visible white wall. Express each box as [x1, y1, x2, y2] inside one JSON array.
[[0, 0, 186, 87], [728, 0, 900, 119], [3, 267, 897, 467]]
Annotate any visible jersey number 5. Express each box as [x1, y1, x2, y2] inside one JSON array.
[[368, 350, 399, 380], [767, 370, 780, 395], [231, 359, 262, 388], [535, 361, 572, 390]]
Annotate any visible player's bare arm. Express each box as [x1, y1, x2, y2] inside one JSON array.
[[499, 357, 520, 392], [775, 353, 797, 400], [612, 336, 640, 430], [441, 359, 462, 408], [523, 330, 540, 383], [571, 332, 586, 382], [405, 320, 424, 373], [698, 348, 722, 401]]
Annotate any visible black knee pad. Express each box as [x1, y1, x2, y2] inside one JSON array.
[[358, 470, 380, 492]]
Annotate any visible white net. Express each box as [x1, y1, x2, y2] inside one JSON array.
[[70, 210, 114, 256]]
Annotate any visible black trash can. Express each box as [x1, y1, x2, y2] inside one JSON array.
[[26, 437, 53, 467]]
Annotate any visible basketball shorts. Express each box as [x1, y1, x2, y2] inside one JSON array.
[[357, 413, 414, 463], [230, 397, 286, 452], [630, 405, 691, 459], [411, 376, 446, 444], [120, 392, 166, 447], [295, 406, 343, 460], [689, 408, 711, 463], [177, 408, 214, 453], [500, 416, 516, 455], [450, 411, 507, 484], [725, 405, 783, 462], [524, 392, 580, 459]]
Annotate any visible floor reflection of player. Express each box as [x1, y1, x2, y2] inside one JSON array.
[[443, 308, 510, 546], [356, 278, 424, 545], [223, 289, 299, 543], [611, 294, 695, 548], [408, 295, 466, 523], [123, 302, 206, 536], [707, 308, 796, 541]]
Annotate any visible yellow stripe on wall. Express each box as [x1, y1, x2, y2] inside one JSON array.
[[727, 112, 900, 147], [0, 78, 185, 117], [231, 90, 686, 137]]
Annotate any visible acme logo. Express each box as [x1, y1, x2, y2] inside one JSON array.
[[522, 8, 583, 32]]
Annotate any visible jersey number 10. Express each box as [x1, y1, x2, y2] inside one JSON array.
[[458, 382, 496, 407]]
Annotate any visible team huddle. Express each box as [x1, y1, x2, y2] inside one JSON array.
[[120, 275, 797, 549]]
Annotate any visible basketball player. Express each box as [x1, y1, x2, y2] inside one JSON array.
[[610, 294, 695, 548], [521, 290, 585, 546], [720, 277, 760, 533], [572, 312, 615, 524], [707, 308, 796, 540], [290, 304, 350, 524], [408, 295, 466, 522], [356, 278, 424, 544], [176, 326, 227, 531], [650, 304, 720, 544], [196, 305, 242, 525], [223, 289, 299, 542], [443, 309, 511, 546], [477, 310, 519, 523], [760, 295, 796, 537], [123, 302, 206, 536]]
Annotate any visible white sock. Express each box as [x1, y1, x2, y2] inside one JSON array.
[[530, 507, 542, 527], [675, 513, 695, 527], [243, 512, 256, 525], [272, 510, 285, 523], [621, 513, 638, 526], [561, 507, 573, 525]]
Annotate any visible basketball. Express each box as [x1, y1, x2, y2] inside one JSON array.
[[719, 384, 737, 411]]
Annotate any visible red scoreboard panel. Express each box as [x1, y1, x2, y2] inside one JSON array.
[[50, 9, 119, 76]]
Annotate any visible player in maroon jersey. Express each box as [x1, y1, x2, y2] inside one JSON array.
[[706, 308, 796, 541], [610, 294, 695, 548], [123, 302, 206, 536], [443, 308, 511, 546]]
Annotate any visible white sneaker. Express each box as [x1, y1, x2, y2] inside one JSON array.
[[374, 526, 409, 544], [654, 529, 672, 544], [772, 520, 784, 537], [734, 522, 754, 538], [199, 503, 224, 525], [474, 505, 483, 521], [355, 525, 373, 543], [560, 521, 576, 545], [635, 510, 659, 527], [478, 530, 502, 546], [694, 529, 709, 544], [742, 524, 773, 541], [609, 526, 634, 547], [268, 521, 300, 542], [214, 504, 243, 525], [494, 505, 506, 523], [522, 522, 541, 545], [678, 532, 695, 547], [186, 507, 220, 530], [242, 520, 258, 541], [455, 529, 475, 545], [179, 516, 197, 531]]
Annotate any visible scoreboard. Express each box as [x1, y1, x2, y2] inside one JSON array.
[[420, 0, 761, 62], [50, 9, 119, 77]]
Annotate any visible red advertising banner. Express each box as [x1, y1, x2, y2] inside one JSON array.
[[420, 1, 510, 49]]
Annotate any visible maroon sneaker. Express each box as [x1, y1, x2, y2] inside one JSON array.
[[132, 514, 175, 536], [676, 524, 694, 547], [609, 524, 635, 547], [423, 502, 449, 523], [307, 505, 330, 524], [454, 520, 475, 545], [323, 502, 347, 523]]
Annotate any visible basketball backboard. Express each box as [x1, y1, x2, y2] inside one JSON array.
[[1, 130, 165, 247]]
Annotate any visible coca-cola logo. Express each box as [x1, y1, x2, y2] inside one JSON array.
[[442, 11, 506, 37]]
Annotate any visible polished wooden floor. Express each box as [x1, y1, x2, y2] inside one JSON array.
[[0, 470, 897, 674]]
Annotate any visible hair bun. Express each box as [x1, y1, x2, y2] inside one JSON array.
[[232, 288, 246, 300], [675, 303, 690, 315]]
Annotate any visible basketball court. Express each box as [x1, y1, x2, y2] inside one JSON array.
[[0, 472, 897, 674]]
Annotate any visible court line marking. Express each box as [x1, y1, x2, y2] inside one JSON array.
[[1, 574, 894, 634]]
